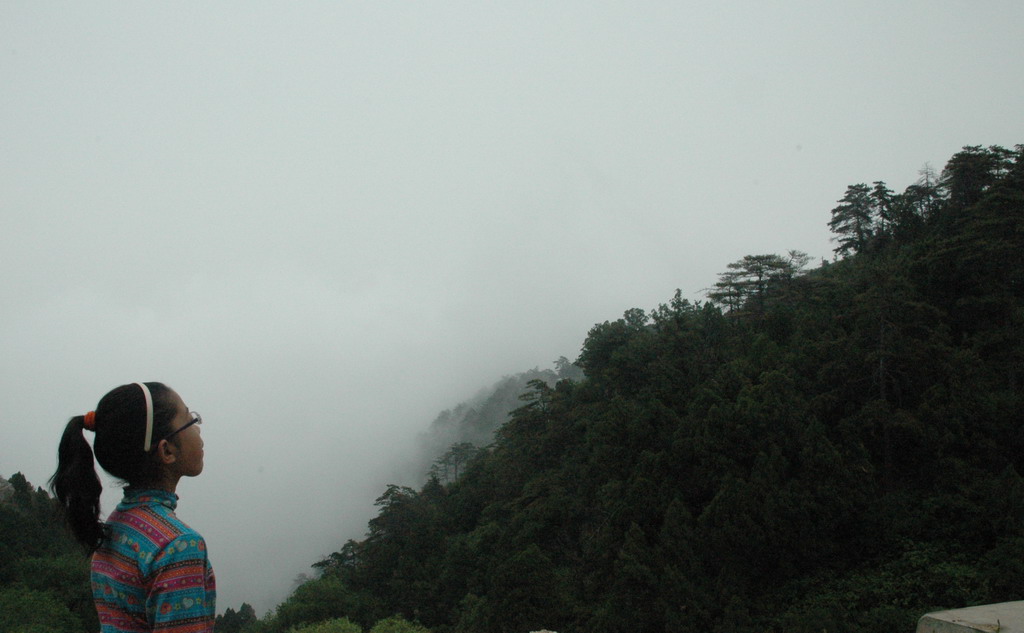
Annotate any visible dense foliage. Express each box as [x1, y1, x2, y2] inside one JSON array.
[[265, 145, 1024, 633], [0, 473, 98, 633]]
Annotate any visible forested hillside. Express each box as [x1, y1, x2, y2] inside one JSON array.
[[4, 144, 1021, 633], [409, 362, 585, 486], [0, 473, 98, 632], [251, 145, 1024, 633]]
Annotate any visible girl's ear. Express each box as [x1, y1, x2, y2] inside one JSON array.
[[155, 439, 178, 465]]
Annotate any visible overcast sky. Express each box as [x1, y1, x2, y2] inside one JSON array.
[[2, 1, 1022, 615]]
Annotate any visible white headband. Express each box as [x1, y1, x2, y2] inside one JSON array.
[[135, 382, 155, 451]]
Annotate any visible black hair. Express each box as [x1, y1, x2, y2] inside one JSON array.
[[49, 382, 179, 552]]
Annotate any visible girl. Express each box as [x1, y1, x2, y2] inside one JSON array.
[[50, 382, 216, 632]]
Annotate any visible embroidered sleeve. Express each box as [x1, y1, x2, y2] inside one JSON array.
[[147, 534, 217, 632]]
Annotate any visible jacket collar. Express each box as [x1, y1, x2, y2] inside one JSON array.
[[119, 488, 178, 511]]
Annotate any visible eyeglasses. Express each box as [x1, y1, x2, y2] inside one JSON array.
[[161, 411, 202, 443]]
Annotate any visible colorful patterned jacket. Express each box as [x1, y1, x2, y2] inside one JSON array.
[[91, 489, 216, 632]]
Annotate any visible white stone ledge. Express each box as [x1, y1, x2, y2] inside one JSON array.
[[918, 602, 1024, 633]]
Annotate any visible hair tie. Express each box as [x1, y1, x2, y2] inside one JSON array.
[[83, 411, 97, 432]]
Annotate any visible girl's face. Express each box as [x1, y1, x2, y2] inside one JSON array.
[[163, 391, 205, 478]]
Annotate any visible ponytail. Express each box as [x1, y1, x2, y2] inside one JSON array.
[[49, 416, 104, 552]]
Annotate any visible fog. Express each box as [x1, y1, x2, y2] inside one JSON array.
[[2, 1, 1022, 615]]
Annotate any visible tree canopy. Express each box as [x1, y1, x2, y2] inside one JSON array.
[[262, 144, 1024, 633], [0, 473, 98, 632]]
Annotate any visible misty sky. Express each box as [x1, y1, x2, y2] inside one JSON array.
[[2, 1, 1022, 615]]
